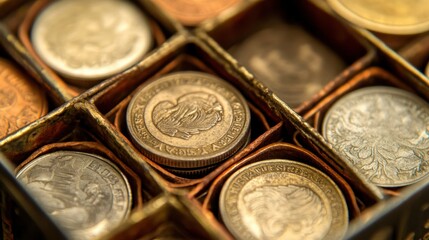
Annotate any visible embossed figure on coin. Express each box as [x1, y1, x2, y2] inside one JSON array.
[[323, 87, 429, 187], [219, 160, 348, 240], [16, 151, 131, 240], [0, 60, 47, 138], [153, 92, 223, 139], [127, 71, 250, 168], [32, 0, 153, 85], [242, 185, 327, 240]]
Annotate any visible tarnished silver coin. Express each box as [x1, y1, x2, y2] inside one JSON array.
[[126, 71, 251, 169], [229, 17, 345, 108], [31, 0, 153, 86], [219, 159, 348, 240], [16, 151, 132, 240], [322, 86, 429, 187]]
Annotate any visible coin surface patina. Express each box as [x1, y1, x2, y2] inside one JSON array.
[[126, 71, 250, 168], [16, 151, 132, 240], [0, 59, 47, 138], [31, 0, 153, 86], [323, 86, 429, 187], [219, 159, 348, 240], [229, 17, 345, 108], [327, 0, 429, 34], [153, 0, 240, 26]]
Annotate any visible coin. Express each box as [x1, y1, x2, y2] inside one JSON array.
[[322, 86, 429, 187], [126, 71, 251, 169], [31, 0, 153, 86], [219, 159, 348, 240], [229, 17, 346, 108], [16, 151, 132, 240], [0, 59, 47, 139], [153, 0, 240, 26], [327, 0, 429, 35]]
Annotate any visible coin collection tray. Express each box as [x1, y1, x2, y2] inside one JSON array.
[[0, 0, 428, 239]]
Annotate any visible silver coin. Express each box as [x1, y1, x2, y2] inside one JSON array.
[[126, 71, 251, 169], [16, 151, 132, 240], [229, 17, 345, 108], [219, 159, 348, 240], [31, 0, 153, 86], [322, 86, 429, 187]]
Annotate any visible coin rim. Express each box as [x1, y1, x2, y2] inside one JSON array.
[[15, 150, 132, 238], [322, 86, 429, 187], [219, 159, 349, 240], [31, 0, 153, 82], [126, 71, 251, 168], [327, 0, 429, 35]]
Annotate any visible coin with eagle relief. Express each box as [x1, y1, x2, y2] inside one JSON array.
[[126, 71, 250, 169]]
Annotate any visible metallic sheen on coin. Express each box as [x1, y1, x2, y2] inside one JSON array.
[[31, 0, 153, 86], [327, 0, 429, 35], [219, 159, 348, 240], [323, 86, 429, 187], [0, 59, 47, 139], [126, 71, 251, 168], [153, 0, 240, 26], [16, 151, 132, 240], [229, 17, 345, 108]]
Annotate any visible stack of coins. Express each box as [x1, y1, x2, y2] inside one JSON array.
[[16, 151, 132, 240], [31, 0, 153, 87], [322, 86, 429, 187], [0, 59, 47, 138], [126, 71, 251, 176], [219, 159, 348, 240]]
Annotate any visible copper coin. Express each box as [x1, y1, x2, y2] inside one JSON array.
[[219, 159, 348, 240], [31, 0, 153, 86], [0, 59, 47, 138], [16, 151, 132, 240], [153, 0, 240, 26], [126, 71, 251, 169]]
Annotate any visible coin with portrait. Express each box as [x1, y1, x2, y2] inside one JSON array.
[[323, 86, 429, 187], [219, 159, 348, 240], [31, 0, 153, 86], [16, 151, 132, 240], [126, 71, 251, 169]]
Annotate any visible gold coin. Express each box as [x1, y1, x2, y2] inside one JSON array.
[[219, 159, 348, 240], [327, 0, 429, 35], [0, 59, 47, 138], [126, 71, 251, 169], [153, 0, 240, 26]]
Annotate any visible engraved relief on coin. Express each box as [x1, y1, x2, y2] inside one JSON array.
[[126, 71, 250, 168], [0, 59, 47, 138], [219, 159, 348, 240], [229, 17, 345, 108], [32, 0, 153, 84], [323, 86, 429, 187], [16, 151, 131, 240], [327, 0, 429, 34], [153, 0, 240, 26]]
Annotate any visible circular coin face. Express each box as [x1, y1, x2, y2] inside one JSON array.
[[16, 151, 132, 240], [31, 0, 153, 85], [327, 0, 429, 35], [153, 0, 240, 26], [126, 71, 251, 168], [0, 59, 47, 138], [323, 86, 429, 187], [219, 159, 348, 240]]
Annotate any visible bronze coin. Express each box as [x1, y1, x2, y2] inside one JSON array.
[[0, 59, 47, 138], [153, 0, 240, 26]]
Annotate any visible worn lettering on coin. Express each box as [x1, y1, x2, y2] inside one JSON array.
[[16, 151, 131, 240]]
